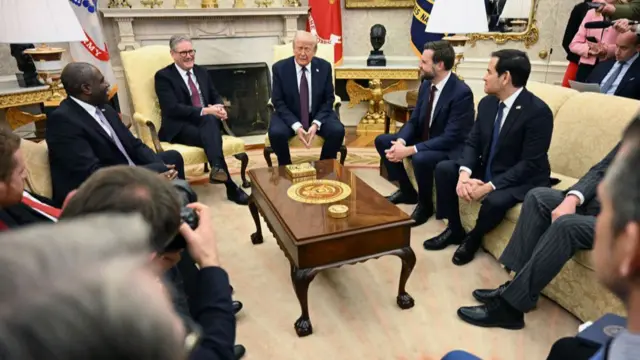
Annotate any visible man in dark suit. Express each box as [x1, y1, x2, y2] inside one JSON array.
[[586, 31, 640, 100], [375, 40, 474, 226], [269, 30, 345, 166], [155, 35, 248, 205], [424, 49, 554, 266], [46, 62, 185, 207], [456, 144, 619, 330], [0, 127, 59, 230]]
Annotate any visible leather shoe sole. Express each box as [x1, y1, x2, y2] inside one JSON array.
[[210, 168, 229, 183]]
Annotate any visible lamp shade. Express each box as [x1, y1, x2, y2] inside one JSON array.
[[0, 0, 86, 44], [500, 0, 533, 19], [426, 0, 489, 34]]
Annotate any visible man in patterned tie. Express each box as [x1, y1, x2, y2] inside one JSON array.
[[268, 30, 345, 166], [155, 35, 249, 206], [423, 50, 554, 266]]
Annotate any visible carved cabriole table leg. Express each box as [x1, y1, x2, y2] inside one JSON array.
[[290, 263, 318, 337], [391, 246, 416, 309], [248, 195, 263, 245]]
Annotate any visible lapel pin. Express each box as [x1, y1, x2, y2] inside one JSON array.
[[316, 68, 319, 72], [516, 105, 521, 110]]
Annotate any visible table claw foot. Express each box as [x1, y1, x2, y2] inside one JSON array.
[[250, 232, 263, 244], [396, 292, 415, 309], [294, 317, 313, 337], [248, 196, 263, 245]]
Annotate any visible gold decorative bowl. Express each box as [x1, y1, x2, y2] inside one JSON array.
[[328, 205, 349, 219]]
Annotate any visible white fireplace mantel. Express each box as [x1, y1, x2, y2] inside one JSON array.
[[100, 6, 309, 51]]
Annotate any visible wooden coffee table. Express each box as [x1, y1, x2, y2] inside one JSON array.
[[247, 160, 416, 337]]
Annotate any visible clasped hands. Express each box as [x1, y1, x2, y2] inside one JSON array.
[[296, 124, 319, 149], [384, 139, 415, 163], [203, 104, 228, 120], [456, 172, 493, 202]]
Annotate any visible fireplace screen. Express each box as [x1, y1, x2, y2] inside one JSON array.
[[205, 63, 271, 137]]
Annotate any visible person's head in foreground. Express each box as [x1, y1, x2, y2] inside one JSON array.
[[420, 40, 455, 83], [60, 62, 110, 107], [0, 215, 193, 360], [483, 49, 531, 99], [292, 30, 317, 67], [60, 166, 184, 273], [594, 115, 640, 316], [0, 127, 26, 208]]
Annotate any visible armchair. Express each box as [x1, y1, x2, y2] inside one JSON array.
[[263, 43, 347, 167], [120, 45, 250, 188]]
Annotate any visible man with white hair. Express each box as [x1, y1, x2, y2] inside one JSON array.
[[268, 30, 345, 165]]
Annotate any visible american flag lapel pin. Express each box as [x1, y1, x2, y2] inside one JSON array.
[[516, 105, 522, 110], [316, 68, 319, 72]]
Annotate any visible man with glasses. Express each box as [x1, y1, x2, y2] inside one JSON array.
[[155, 35, 248, 205], [268, 30, 345, 166]]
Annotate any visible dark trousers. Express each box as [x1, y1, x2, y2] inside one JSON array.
[[434, 160, 520, 238], [147, 150, 186, 179], [268, 117, 345, 166], [546, 337, 600, 360], [174, 116, 234, 187], [499, 187, 597, 312], [375, 134, 448, 208]]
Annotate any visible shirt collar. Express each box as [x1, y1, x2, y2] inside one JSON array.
[[295, 60, 311, 74], [502, 87, 524, 110], [175, 63, 193, 77], [433, 71, 452, 92], [70, 96, 99, 116], [621, 52, 639, 66]]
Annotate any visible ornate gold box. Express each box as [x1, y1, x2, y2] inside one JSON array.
[[286, 163, 317, 179], [328, 205, 349, 218]]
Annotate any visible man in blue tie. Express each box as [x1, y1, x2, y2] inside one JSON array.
[[268, 31, 345, 166], [586, 30, 640, 100], [423, 50, 554, 266]]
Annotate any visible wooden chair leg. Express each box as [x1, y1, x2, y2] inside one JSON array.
[[204, 163, 210, 173], [264, 147, 274, 168], [339, 145, 347, 165], [233, 152, 251, 188]]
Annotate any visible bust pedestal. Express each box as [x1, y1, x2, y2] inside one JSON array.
[[367, 50, 386, 67]]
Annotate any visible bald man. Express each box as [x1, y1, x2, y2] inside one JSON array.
[[586, 30, 640, 100], [269, 31, 345, 165], [46, 62, 186, 206]]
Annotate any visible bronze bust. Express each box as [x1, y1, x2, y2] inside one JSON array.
[[367, 24, 387, 67]]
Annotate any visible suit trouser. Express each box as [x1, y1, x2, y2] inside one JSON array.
[[499, 187, 597, 312], [375, 134, 448, 208], [173, 116, 234, 187], [546, 337, 600, 360], [149, 149, 186, 179], [268, 117, 345, 166], [434, 160, 520, 238]]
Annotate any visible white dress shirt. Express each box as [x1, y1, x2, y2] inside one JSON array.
[[411, 71, 453, 153], [292, 61, 322, 132], [459, 87, 524, 189], [600, 52, 639, 95]]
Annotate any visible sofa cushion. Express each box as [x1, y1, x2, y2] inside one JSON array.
[[20, 139, 52, 199], [526, 82, 579, 116]]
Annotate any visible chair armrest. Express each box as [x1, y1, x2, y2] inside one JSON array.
[[133, 112, 164, 153]]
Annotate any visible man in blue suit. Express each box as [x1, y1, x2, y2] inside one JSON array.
[[269, 31, 345, 166], [375, 40, 475, 227], [586, 30, 640, 100]]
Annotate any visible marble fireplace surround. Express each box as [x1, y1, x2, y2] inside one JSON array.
[[100, 6, 309, 117]]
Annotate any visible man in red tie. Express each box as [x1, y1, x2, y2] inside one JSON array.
[[0, 128, 60, 230], [375, 40, 475, 227]]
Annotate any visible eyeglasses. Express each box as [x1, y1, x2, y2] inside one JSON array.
[[177, 49, 196, 57]]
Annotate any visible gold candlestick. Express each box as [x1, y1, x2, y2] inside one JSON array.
[[175, 0, 188, 8], [233, 0, 245, 7], [201, 0, 218, 8]]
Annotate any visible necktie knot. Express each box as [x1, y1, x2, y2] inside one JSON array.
[[431, 85, 437, 92], [186, 71, 192, 77], [301, 66, 307, 72]]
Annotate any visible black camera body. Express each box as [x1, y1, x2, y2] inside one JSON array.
[[163, 179, 199, 252]]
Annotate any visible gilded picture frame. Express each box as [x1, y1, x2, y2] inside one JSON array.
[[468, 0, 540, 48], [345, 0, 414, 9]]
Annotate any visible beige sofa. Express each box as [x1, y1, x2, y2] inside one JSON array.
[[405, 81, 638, 322]]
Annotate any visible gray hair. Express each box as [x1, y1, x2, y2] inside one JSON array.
[[169, 35, 192, 51], [0, 215, 183, 360], [604, 137, 640, 236]]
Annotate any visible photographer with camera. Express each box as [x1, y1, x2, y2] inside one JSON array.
[[60, 166, 246, 359]]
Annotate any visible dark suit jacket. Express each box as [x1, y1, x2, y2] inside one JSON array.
[[188, 267, 236, 360], [46, 98, 168, 206], [563, 1, 590, 64], [459, 89, 553, 199], [586, 57, 640, 100], [396, 74, 474, 160], [566, 143, 620, 210], [271, 56, 336, 128], [0, 192, 56, 229], [155, 64, 223, 142]]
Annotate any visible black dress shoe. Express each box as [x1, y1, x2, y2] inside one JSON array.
[[410, 203, 433, 227], [457, 297, 524, 330], [210, 167, 229, 183], [452, 235, 483, 266], [386, 190, 418, 205], [472, 281, 511, 304], [232, 300, 243, 314], [227, 187, 249, 205], [234, 344, 246, 359], [423, 227, 465, 250]]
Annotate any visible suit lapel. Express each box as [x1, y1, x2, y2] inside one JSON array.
[[496, 90, 527, 147], [310, 58, 321, 113], [169, 65, 191, 98], [66, 99, 115, 145], [614, 58, 640, 95], [193, 66, 209, 103], [290, 58, 300, 114], [482, 97, 500, 157], [432, 75, 455, 125]]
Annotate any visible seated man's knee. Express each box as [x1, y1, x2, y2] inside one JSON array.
[[374, 134, 394, 151], [435, 160, 457, 180], [525, 187, 558, 206], [412, 152, 442, 170], [551, 214, 586, 235]]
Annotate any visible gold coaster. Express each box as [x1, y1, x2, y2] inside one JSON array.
[[328, 205, 349, 218]]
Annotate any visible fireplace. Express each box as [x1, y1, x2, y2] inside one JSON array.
[[205, 63, 271, 137]]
